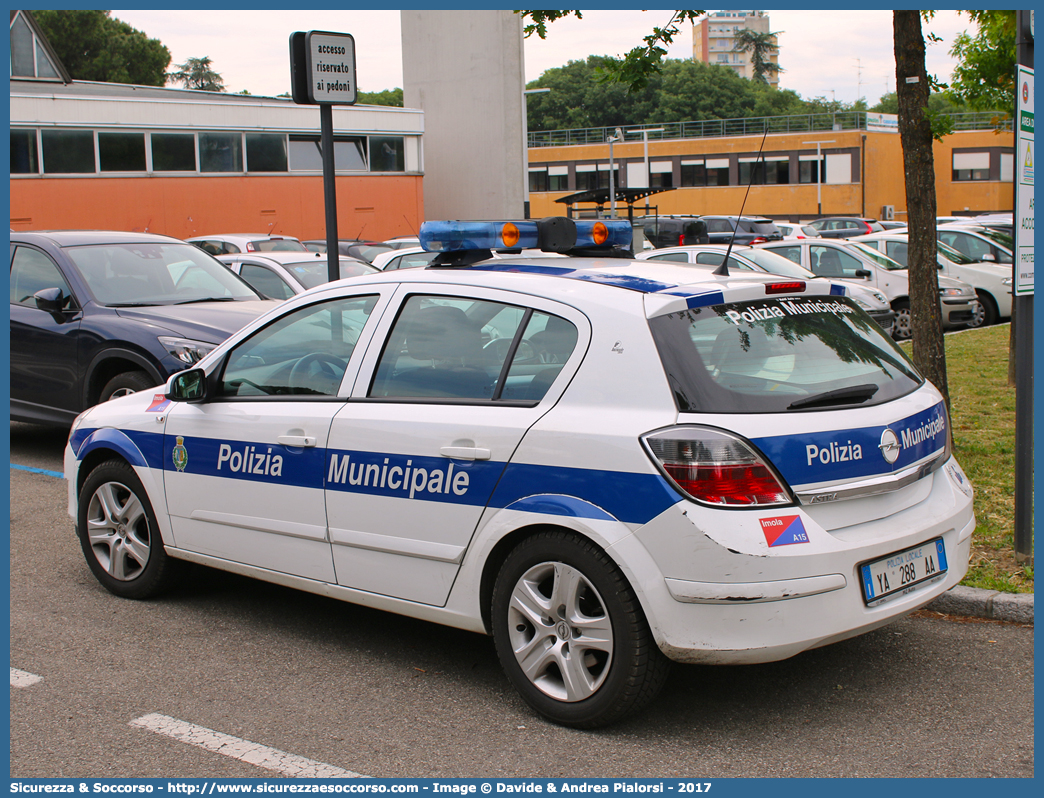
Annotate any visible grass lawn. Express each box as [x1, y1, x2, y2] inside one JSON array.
[[902, 324, 1033, 593]]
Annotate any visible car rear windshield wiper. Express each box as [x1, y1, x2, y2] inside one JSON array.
[[788, 383, 880, 410]]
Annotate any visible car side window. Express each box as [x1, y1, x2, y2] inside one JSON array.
[[770, 246, 802, 265], [811, 246, 865, 278], [239, 264, 295, 300], [219, 295, 378, 397], [693, 252, 753, 271], [649, 252, 690, 263], [10, 246, 75, 309], [369, 294, 577, 402], [885, 241, 910, 267]]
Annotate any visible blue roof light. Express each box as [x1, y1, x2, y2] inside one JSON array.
[[574, 219, 633, 249], [420, 221, 539, 252]]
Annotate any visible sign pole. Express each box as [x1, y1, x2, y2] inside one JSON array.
[[320, 104, 339, 283], [289, 30, 358, 285], [1014, 10, 1034, 565]]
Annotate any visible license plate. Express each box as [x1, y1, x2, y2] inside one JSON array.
[[860, 538, 948, 606]]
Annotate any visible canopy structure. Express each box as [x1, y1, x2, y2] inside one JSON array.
[[553, 187, 676, 220]]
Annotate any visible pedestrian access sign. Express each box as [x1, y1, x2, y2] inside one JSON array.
[[289, 31, 357, 106], [1015, 65, 1033, 296]]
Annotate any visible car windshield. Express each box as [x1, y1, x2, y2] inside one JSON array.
[[936, 240, 977, 264], [65, 242, 261, 306], [742, 249, 815, 279], [845, 241, 906, 271], [975, 227, 1014, 250], [252, 239, 307, 252], [285, 259, 376, 290], [743, 220, 779, 234], [648, 296, 922, 414]]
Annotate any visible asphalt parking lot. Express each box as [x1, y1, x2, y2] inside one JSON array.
[[9, 422, 1034, 778]]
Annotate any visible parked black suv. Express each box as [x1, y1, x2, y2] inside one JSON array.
[[700, 215, 783, 245], [638, 216, 709, 249]]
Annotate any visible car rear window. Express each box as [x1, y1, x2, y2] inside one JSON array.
[[648, 296, 922, 414], [743, 220, 779, 235]]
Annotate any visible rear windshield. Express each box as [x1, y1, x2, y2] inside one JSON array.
[[742, 220, 779, 234], [649, 296, 923, 413], [252, 239, 307, 252]]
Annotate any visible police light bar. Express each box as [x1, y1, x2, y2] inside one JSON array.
[[419, 217, 632, 254]]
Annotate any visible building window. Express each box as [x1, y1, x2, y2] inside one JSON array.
[[42, 130, 95, 173], [799, 158, 824, 184], [200, 132, 243, 172], [10, 129, 39, 174], [705, 158, 730, 186], [681, 160, 705, 187], [953, 151, 990, 181], [575, 165, 598, 191], [246, 133, 288, 172], [98, 132, 146, 172], [151, 133, 197, 171], [548, 165, 568, 191], [650, 161, 673, 188], [288, 135, 368, 171], [370, 136, 405, 172], [739, 158, 789, 185], [529, 168, 548, 192]]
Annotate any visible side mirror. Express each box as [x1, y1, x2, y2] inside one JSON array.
[[855, 269, 872, 278], [981, 253, 996, 262], [34, 287, 68, 314], [166, 368, 208, 403]]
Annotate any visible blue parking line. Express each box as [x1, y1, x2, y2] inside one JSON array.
[[11, 464, 65, 479]]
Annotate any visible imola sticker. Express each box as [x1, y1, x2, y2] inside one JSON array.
[[760, 515, 810, 547]]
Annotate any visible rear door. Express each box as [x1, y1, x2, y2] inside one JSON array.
[[325, 286, 588, 606]]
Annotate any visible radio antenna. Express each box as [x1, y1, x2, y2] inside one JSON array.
[[716, 126, 770, 276]]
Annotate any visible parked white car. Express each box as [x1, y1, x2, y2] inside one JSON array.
[[757, 239, 979, 339], [775, 222, 821, 240], [936, 224, 1014, 266], [853, 232, 1012, 327], [370, 246, 439, 271], [217, 252, 376, 299], [187, 234, 307, 255], [637, 244, 894, 335]]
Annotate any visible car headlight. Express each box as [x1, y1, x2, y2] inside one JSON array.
[[938, 287, 968, 297], [872, 290, 888, 303], [159, 336, 217, 366], [853, 297, 873, 311]]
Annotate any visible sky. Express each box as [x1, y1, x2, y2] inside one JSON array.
[[110, 9, 973, 108]]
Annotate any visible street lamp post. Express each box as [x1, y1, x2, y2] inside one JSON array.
[[607, 127, 623, 218], [522, 87, 551, 219], [802, 139, 835, 216], [626, 127, 664, 213]]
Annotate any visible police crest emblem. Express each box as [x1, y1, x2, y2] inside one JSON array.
[[172, 436, 188, 472]]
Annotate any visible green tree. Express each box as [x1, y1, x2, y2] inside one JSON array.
[[870, 91, 970, 116], [168, 56, 225, 92], [947, 10, 1017, 113], [32, 10, 170, 86], [357, 88, 404, 107], [894, 10, 948, 410], [731, 28, 783, 84]]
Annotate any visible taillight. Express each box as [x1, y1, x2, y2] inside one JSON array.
[[750, 236, 767, 244], [678, 233, 685, 246], [642, 427, 792, 507]]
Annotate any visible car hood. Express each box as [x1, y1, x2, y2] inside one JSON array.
[[113, 300, 279, 342]]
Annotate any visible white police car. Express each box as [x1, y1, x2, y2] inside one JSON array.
[[65, 217, 974, 728]]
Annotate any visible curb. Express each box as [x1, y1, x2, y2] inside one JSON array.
[[927, 585, 1034, 625]]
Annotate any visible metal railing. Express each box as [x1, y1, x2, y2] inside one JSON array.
[[527, 111, 1012, 148]]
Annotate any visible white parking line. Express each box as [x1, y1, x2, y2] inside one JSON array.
[[10, 667, 43, 688], [129, 713, 368, 778]]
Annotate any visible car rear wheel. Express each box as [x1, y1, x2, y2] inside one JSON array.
[[77, 460, 183, 599], [891, 300, 912, 340], [491, 530, 670, 728], [100, 370, 155, 403]]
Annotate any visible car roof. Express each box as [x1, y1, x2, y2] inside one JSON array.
[[13, 230, 186, 247], [221, 251, 361, 264]]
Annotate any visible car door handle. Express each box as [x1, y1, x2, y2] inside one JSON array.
[[278, 435, 317, 447], [440, 446, 491, 461]]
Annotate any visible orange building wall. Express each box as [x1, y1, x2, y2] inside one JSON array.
[[527, 128, 1015, 222], [10, 174, 425, 242]]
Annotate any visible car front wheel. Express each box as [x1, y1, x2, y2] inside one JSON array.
[[491, 530, 670, 728], [891, 300, 912, 340], [77, 459, 183, 599], [100, 370, 155, 403]]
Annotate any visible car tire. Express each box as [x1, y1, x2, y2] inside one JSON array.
[[891, 300, 912, 340], [968, 291, 998, 328], [77, 459, 183, 599], [100, 370, 156, 403], [491, 530, 671, 728]]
